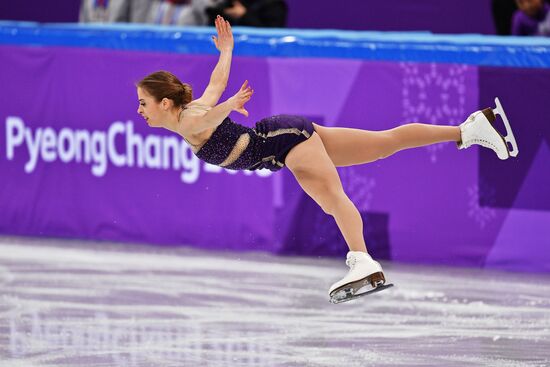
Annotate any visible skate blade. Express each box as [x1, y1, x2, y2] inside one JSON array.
[[493, 97, 519, 158], [329, 283, 394, 304], [329, 271, 386, 298]]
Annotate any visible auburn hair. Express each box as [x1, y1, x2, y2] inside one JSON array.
[[137, 70, 192, 108]]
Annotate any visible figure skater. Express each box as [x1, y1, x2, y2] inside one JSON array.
[[136, 16, 519, 303]]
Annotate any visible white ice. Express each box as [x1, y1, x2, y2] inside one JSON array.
[[1, 236, 549, 367]]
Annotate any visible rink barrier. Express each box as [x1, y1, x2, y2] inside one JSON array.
[[1, 21, 550, 68]]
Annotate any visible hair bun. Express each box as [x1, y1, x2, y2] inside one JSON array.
[[137, 71, 192, 108]]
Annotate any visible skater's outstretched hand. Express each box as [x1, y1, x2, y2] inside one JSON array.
[[212, 15, 233, 53], [228, 80, 253, 117]]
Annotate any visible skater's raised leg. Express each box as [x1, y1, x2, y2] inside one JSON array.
[[312, 122, 461, 167], [313, 99, 518, 167]]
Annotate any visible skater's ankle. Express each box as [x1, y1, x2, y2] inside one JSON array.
[[455, 126, 462, 143]]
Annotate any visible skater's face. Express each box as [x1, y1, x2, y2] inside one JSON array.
[[516, 0, 543, 17], [137, 87, 168, 128]]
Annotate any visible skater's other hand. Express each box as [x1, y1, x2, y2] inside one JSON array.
[[212, 15, 233, 53], [229, 80, 253, 117]]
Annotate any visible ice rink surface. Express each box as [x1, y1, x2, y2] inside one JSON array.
[[1, 236, 549, 367]]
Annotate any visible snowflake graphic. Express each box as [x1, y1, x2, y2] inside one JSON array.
[[400, 62, 470, 163], [467, 182, 497, 229]]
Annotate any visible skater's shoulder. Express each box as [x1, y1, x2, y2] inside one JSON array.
[[183, 100, 212, 117]]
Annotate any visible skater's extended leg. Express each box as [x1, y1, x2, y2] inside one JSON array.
[[285, 132, 367, 253], [313, 122, 461, 167]]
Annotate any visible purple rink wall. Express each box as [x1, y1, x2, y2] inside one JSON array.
[[1, 24, 549, 273]]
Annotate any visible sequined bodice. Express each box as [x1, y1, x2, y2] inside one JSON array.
[[182, 114, 315, 171], [191, 117, 262, 169]]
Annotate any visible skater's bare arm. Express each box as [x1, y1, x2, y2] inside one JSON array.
[[184, 81, 253, 134], [194, 16, 233, 107]]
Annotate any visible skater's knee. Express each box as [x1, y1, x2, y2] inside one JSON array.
[[318, 188, 346, 215], [375, 130, 399, 159], [291, 166, 345, 215]]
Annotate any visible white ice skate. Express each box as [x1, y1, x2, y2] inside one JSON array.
[[329, 251, 393, 304], [457, 97, 519, 160]]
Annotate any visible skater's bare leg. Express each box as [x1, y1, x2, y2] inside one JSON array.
[[313, 123, 461, 167], [285, 133, 367, 253]]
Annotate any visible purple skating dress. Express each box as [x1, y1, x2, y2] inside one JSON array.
[[184, 114, 315, 172]]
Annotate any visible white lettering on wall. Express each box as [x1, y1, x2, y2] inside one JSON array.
[[4, 117, 272, 183]]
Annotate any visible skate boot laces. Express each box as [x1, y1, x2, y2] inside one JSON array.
[[463, 138, 498, 151], [345, 256, 356, 269]]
